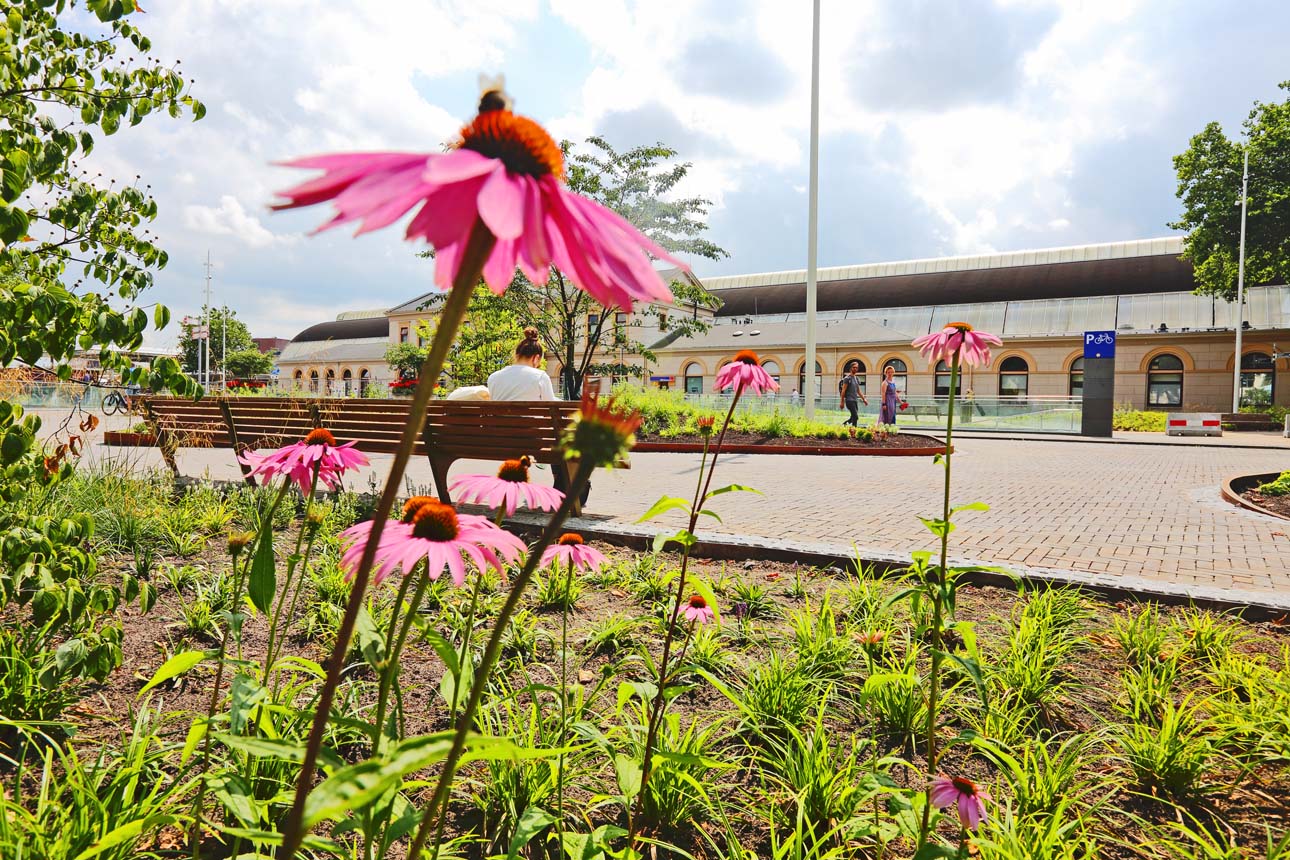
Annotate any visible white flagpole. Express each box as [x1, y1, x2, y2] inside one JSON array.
[[804, 0, 821, 419]]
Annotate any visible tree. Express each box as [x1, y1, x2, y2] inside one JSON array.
[[493, 137, 726, 398], [1, 0, 201, 398], [1171, 82, 1290, 301], [224, 347, 272, 379], [420, 285, 524, 387], [384, 342, 426, 380], [177, 307, 256, 375]]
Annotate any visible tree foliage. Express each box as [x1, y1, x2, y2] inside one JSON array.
[[434, 285, 525, 387], [224, 347, 273, 379], [0, 0, 201, 395], [492, 137, 725, 398], [384, 342, 426, 380], [177, 307, 255, 375], [1171, 82, 1290, 302]]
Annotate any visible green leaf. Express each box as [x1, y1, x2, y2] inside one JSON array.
[[506, 807, 555, 860], [302, 733, 455, 828], [246, 524, 276, 613], [652, 529, 696, 553], [72, 814, 179, 860], [214, 733, 344, 771], [354, 604, 386, 670], [208, 771, 260, 828], [614, 753, 642, 800], [704, 483, 762, 499], [950, 501, 989, 517], [153, 304, 170, 331], [918, 517, 954, 538], [637, 495, 691, 523], [138, 650, 205, 696]]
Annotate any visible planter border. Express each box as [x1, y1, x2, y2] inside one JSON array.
[[102, 430, 157, 447], [1221, 472, 1290, 521], [633, 431, 949, 457]]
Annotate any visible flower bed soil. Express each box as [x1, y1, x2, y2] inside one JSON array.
[[42, 526, 1290, 860], [102, 430, 156, 447], [635, 430, 947, 455], [1222, 471, 1290, 520]]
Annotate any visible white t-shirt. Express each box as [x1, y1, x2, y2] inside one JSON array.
[[487, 364, 557, 402]]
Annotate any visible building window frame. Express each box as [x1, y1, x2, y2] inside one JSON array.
[[762, 359, 782, 388], [798, 360, 824, 400], [1068, 357, 1084, 397], [998, 356, 1029, 398], [399, 326, 409, 343], [683, 362, 703, 395], [1146, 354, 1184, 408], [882, 358, 908, 399], [934, 359, 960, 397]]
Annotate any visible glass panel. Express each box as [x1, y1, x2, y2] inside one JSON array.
[[930, 302, 1007, 333], [1069, 372, 1083, 397], [1070, 357, 1084, 371], [847, 307, 935, 336], [999, 356, 1028, 372], [1240, 371, 1274, 408], [935, 373, 960, 396], [884, 359, 907, 372], [1000, 373, 1028, 397], [1242, 352, 1274, 370], [1149, 354, 1183, 371], [685, 375, 703, 395], [1147, 375, 1183, 406], [1118, 292, 1215, 333]]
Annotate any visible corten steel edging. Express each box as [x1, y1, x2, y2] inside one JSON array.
[[503, 511, 1290, 622], [1221, 472, 1289, 521], [632, 433, 949, 457]]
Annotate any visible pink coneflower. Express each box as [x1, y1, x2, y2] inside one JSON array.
[[683, 594, 715, 625], [929, 775, 990, 831], [449, 455, 565, 516], [239, 428, 370, 496], [272, 86, 684, 309], [912, 322, 1002, 368], [539, 532, 609, 572], [715, 350, 780, 396], [338, 496, 525, 586]]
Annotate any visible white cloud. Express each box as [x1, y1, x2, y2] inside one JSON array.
[[182, 195, 296, 249]]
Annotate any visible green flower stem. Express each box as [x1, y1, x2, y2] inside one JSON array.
[[408, 459, 595, 860], [189, 547, 250, 856], [278, 220, 496, 860], [265, 467, 321, 682], [918, 352, 959, 848], [556, 556, 573, 841], [632, 384, 742, 842], [370, 566, 425, 752]]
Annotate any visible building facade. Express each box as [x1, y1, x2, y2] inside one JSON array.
[[650, 238, 1290, 412]]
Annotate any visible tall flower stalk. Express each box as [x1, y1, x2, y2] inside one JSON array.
[[909, 323, 1001, 847], [270, 81, 680, 858], [631, 349, 774, 840]]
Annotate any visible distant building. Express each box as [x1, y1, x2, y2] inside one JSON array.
[[253, 337, 290, 355], [651, 237, 1289, 412]]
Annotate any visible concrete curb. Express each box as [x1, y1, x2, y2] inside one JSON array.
[[505, 511, 1290, 622], [1221, 472, 1290, 521]]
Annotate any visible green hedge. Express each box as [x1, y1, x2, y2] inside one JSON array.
[[1112, 408, 1168, 432], [609, 385, 878, 441]]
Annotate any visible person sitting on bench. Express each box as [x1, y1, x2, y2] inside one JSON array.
[[487, 327, 589, 507]]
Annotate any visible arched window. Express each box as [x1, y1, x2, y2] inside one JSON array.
[[840, 359, 865, 395], [1240, 352, 1275, 409], [999, 356, 1029, 397], [1069, 357, 1084, 397], [882, 359, 907, 398], [1147, 354, 1184, 407], [798, 360, 823, 399], [359, 368, 370, 395], [342, 368, 353, 396], [309, 370, 319, 392], [761, 359, 781, 388], [934, 360, 960, 397], [293, 369, 303, 381], [683, 362, 703, 395]]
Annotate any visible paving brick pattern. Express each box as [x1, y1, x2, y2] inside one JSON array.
[[68, 415, 1290, 595]]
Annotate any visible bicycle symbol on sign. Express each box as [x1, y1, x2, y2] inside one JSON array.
[[1090, 333, 1113, 345]]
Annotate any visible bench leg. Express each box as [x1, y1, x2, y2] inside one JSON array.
[[560, 459, 583, 518], [429, 456, 453, 506]]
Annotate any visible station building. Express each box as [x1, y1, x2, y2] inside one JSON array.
[[649, 237, 1290, 412]]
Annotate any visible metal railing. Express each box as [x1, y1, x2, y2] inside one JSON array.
[[677, 393, 1083, 433]]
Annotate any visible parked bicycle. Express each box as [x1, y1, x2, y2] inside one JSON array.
[[101, 389, 129, 415]]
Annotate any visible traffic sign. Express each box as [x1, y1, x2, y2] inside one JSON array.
[[1083, 330, 1116, 359], [271, 367, 281, 376]]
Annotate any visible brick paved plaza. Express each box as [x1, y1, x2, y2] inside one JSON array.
[[70, 409, 1288, 597]]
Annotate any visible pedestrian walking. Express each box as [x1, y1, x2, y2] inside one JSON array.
[[879, 365, 904, 425], [838, 360, 868, 426]]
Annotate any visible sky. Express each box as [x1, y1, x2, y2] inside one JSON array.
[[69, 0, 1290, 346]]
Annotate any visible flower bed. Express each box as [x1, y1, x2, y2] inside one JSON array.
[[1223, 470, 1290, 520], [102, 430, 156, 446], [635, 429, 948, 455]]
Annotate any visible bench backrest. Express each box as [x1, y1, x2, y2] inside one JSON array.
[[146, 397, 579, 462]]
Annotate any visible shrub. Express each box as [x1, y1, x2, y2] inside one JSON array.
[[1256, 470, 1290, 496], [1113, 407, 1168, 432]]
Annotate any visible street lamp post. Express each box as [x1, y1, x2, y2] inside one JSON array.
[[1231, 147, 1250, 413], [803, 0, 820, 420]]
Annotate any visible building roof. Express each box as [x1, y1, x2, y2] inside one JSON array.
[[278, 337, 389, 365], [290, 316, 389, 343], [667, 316, 916, 355], [702, 237, 1196, 316], [336, 308, 387, 320], [387, 291, 447, 315]]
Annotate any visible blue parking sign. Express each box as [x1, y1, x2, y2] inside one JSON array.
[[1084, 330, 1115, 359]]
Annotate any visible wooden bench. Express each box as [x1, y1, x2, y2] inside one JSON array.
[[143, 397, 592, 514]]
